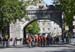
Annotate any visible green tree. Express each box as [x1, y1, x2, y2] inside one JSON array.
[[0, 0, 26, 35], [59, 0, 75, 27], [26, 21, 40, 35]]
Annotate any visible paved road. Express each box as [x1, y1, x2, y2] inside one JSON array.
[[0, 46, 75, 52]]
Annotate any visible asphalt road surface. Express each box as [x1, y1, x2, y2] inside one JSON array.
[[0, 46, 75, 52]]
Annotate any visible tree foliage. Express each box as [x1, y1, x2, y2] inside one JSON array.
[[26, 21, 40, 35], [59, 0, 75, 27], [0, 0, 26, 30]]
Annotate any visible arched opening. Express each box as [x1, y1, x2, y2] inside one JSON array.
[[23, 18, 62, 44], [22, 5, 62, 44]]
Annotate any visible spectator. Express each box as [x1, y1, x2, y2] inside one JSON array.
[[13, 37, 17, 46], [0, 36, 2, 44], [3, 35, 9, 47]]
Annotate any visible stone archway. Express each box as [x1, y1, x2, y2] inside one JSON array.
[[9, 5, 62, 45]]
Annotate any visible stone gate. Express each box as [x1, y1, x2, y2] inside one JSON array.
[[9, 5, 62, 45]]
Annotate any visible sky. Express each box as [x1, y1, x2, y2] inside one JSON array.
[[43, 0, 53, 5]]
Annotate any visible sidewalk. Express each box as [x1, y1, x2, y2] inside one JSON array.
[[0, 46, 75, 52]]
